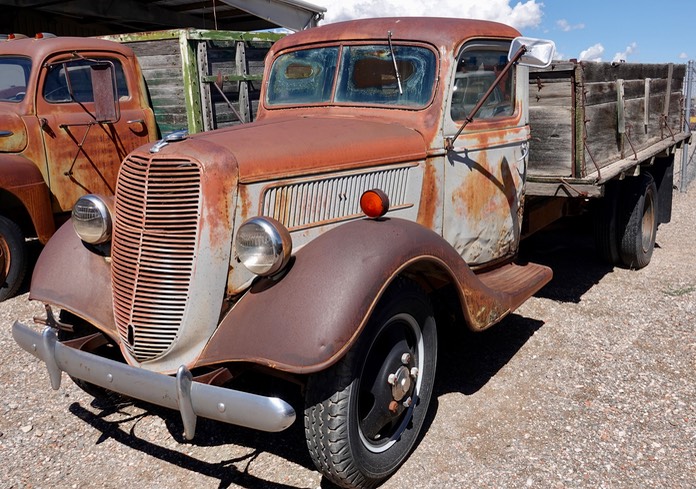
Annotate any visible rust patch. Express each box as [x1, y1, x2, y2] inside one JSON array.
[[416, 159, 440, 231]]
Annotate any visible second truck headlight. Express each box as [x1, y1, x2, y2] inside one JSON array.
[[72, 194, 112, 244], [235, 217, 292, 277]]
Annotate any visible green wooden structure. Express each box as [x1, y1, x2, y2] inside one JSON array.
[[101, 28, 284, 136]]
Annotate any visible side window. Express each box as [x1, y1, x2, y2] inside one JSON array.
[[451, 45, 514, 121], [43, 58, 129, 103]]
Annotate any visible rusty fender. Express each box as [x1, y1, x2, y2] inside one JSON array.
[[197, 217, 524, 374], [0, 155, 55, 243], [29, 220, 117, 338]]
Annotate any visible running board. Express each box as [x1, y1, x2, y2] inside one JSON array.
[[476, 261, 553, 320]]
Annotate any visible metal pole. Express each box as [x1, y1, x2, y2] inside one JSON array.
[[680, 59, 694, 193]]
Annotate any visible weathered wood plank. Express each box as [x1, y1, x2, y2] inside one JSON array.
[[528, 105, 574, 177]]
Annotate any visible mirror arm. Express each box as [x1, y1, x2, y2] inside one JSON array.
[[446, 45, 527, 152]]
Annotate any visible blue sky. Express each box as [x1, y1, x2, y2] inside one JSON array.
[[311, 0, 693, 63]]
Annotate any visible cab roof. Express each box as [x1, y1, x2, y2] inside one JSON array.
[[270, 17, 521, 53], [0, 36, 136, 59]]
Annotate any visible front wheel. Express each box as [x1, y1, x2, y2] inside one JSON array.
[[0, 216, 27, 301], [304, 279, 437, 488]]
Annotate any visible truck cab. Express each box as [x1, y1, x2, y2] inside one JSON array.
[[0, 35, 156, 299]]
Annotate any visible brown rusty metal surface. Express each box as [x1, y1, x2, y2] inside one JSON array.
[[0, 155, 55, 242], [36, 50, 154, 211], [196, 217, 551, 374], [269, 18, 520, 62], [29, 221, 117, 339], [198, 116, 427, 184], [0, 111, 27, 152]]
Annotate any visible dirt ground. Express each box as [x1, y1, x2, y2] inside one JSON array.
[[1, 166, 694, 488]]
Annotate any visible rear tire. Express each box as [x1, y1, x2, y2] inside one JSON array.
[[594, 180, 621, 265], [618, 173, 658, 269], [0, 216, 27, 301], [304, 279, 437, 488]]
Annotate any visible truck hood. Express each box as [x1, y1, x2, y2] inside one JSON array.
[[197, 116, 427, 183], [0, 109, 27, 153]]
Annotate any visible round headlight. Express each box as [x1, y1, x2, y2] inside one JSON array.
[[72, 194, 112, 244], [235, 217, 292, 277]]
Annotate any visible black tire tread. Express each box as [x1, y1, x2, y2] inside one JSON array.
[[594, 180, 621, 265], [618, 173, 657, 269], [0, 215, 27, 301], [304, 278, 433, 489]]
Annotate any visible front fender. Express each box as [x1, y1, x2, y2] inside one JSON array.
[[0, 155, 55, 243], [29, 220, 116, 338], [196, 217, 515, 374]]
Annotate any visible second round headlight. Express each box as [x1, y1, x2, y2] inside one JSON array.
[[72, 194, 112, 244], [235, 217, 292, 277]]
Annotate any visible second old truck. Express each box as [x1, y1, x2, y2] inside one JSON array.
[[13, 18, 688, 488], [0, 29, 279, 300]]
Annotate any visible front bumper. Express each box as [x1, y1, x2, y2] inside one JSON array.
[[12, 322, 296, 440]]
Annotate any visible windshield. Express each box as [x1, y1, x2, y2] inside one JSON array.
[[266, 44, 437, 108], [0, 57, 31, 102]]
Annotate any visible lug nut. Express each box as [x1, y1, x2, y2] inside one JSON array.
[[403, 396, 412, 408], [387, 373, 397, 385], [401, 353, 411, 365], [410, 367, 419, 379], [389, 400, 399, 413]]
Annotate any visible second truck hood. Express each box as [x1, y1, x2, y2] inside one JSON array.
[[197, 116, 427, 183]]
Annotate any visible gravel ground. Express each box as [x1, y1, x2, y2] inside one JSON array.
[[1, 174, 694, 488]]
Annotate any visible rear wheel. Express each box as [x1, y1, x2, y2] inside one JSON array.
[[304, 279, 437, 488], [618, 173, 658, 269], [0, 216, 27, 301], [594, 180, 622, 265]]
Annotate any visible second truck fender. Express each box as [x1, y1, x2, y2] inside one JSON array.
[[196, 217, 518, 374], [0, 155, 55, 243], [30, 220, 117, 337]]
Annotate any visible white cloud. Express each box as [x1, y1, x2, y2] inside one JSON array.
[[612, 42, 638, 63], [556, 19, 585, 32], [579, 43, 604, 62], [313, 0, 544, 30], [679, 52, 689, 60]]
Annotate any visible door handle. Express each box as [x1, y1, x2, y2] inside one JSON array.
[[517, 141, 529, 161]]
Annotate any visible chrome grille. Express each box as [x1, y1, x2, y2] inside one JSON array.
[[262, 167, 410, 230], [112, 155, 201, 362]]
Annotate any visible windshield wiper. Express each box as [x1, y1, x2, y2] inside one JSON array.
[[387, 31, 403, 95]]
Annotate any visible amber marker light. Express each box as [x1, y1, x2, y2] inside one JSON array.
[[360, 189, 390, 219]]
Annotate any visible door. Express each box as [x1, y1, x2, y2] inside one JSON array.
[[443, 41, 529, 267], [36, 53, 152, 212]]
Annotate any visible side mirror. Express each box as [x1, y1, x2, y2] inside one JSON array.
[[90, 61, 119, 123], [509, 37, 556, 68]]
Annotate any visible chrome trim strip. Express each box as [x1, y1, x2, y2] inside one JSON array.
[[12, 322, 296, 436]]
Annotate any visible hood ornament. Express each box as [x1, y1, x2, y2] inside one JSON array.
[[150, 130, 189, 153]]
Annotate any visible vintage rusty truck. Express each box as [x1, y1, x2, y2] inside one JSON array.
[[12, 17, 688, 488], [0, 29, 279, 300]]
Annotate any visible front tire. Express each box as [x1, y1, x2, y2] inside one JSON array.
[[0, 216, 27, 301], [304, 279, 437, 488]]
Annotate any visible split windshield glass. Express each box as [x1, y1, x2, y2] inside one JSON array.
[[266, 44, 437, 108]]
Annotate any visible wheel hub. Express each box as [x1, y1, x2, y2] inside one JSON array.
[[388, 365, 412, 401]]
